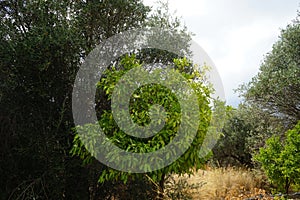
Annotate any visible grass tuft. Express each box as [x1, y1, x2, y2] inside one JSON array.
[[165, 167, 273, 199]]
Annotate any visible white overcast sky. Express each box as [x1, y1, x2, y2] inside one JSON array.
[[143, 0, 299, 107]]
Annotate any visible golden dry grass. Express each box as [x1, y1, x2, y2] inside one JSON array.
[[165, 167, 273, 200]]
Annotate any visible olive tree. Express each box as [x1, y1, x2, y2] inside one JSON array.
[[240, 14, 300, 126], [0, 0, 150, 199]]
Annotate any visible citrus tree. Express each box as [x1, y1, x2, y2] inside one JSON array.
[[71, 54, 212, 198], [255, 121, 300, 194]]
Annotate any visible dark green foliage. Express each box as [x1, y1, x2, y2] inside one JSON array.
[[212, 109, 253, 167], [0, 0, 150, 199], [0, 1, 84, 199], [212, 103, 285, 168]]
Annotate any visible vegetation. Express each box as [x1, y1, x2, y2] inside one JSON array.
[[213, 10, 300, 195], [164, 167, 271, 200], [212, 105, 254, 167], [239, 12, 300, 194], [71, 54, 212, 199], [212, 104, 284, 168], [255, 121, 300, 194], [240, 14, 300, 127], [0, 0, 150, 199], [0, 0, 204, 199], [0, 0, 299, 199]]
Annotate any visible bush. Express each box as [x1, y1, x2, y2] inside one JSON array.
[[254, 121, 300, 194]]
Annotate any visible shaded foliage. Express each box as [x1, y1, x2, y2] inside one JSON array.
[[0, 0, 150, 199], [212, 104, 284, 168]]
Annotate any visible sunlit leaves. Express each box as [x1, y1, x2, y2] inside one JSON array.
[[255, 121, 300, 193], [72, 54, 211, 185]]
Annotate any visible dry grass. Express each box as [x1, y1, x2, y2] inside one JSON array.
[[165, 167, 273, 200], [195, 167, 269, 199]]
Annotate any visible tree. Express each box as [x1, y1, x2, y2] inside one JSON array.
[[0, 1, 84, 198], [231, 12, 300, 173], [254, 121, 300, 194], [0, 0, 150, 199], [69, 2, 204, 199], [212, 106, 253, 167], [240, 14, 300, 126], [71, 54, 212, 199], [212, 103, 284, 168], [138, 0, 193, 64]]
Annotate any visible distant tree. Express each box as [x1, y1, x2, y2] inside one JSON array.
[[212, 107, 253, 167], [254, 121, 300, 194], [212, 103, 284, 168]]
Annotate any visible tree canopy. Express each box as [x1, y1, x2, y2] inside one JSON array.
[[0, 0, 208, 199], [71, 53, 212, 198], [0, 0, 151, 199], [241, 15, 300, 126]]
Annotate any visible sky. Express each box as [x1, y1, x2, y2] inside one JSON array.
[[143, 0, 299, 107]]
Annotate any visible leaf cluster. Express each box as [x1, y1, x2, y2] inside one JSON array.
[[254, 121, 300, 193]]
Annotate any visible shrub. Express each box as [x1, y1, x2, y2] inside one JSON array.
[[254, 121, 300, 194]]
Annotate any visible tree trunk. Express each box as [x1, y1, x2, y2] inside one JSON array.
[[285, 177, 290, 195], [158, 174, 165, 200]]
